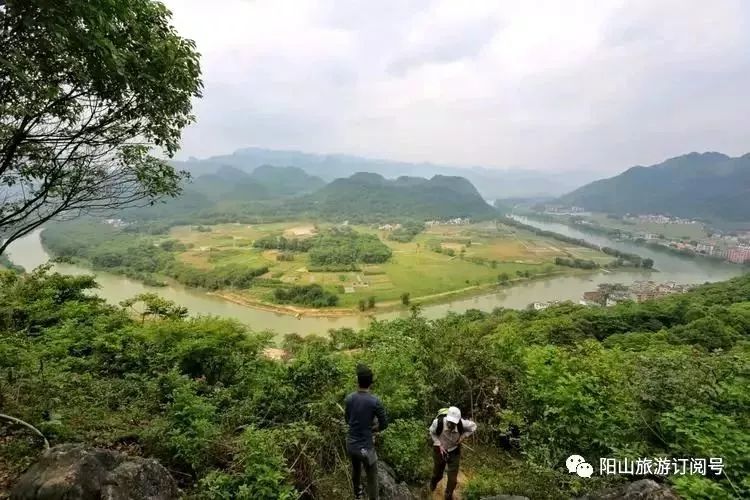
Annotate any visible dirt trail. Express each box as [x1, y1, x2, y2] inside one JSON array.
[[431, 470, 469, 499]]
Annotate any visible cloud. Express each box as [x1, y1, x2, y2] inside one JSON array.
[[163, 0, 750, 172]]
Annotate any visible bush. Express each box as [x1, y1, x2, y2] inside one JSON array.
[[147, 383, 221, 474], [195, 427, 296, 500], [379, 419, 430, 482], [273, 284, 339, 307]]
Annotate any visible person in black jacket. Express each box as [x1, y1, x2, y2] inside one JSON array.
[[344, 364, 388, 499]]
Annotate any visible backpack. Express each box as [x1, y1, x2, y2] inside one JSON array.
[[434, 408, 464, 436]]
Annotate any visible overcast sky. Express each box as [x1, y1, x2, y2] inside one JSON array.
[[164, 0, 750, 172]]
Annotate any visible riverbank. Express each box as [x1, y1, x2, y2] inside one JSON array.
[[211, 267, 599, 317], [6, 228, 742, 335]]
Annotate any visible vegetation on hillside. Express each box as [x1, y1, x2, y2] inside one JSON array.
[[310, 173, 497, 222], [559, 152, 750, 222], [1, 268, 748, 498]]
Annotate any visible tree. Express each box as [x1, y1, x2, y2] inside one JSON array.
[[368, 296, 376, 309], [358, 299, 366, 312], [491, 260, 497, 269], [120, 292, 188, 323], [400, 292, 410, 306], [498, 272, 510, 284], [642, 258, 654, 269], [0, 0, 202, 254]]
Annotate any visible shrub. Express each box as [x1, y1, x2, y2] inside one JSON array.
[[379, 419, 430, 482], [195, 427, 296, 499]]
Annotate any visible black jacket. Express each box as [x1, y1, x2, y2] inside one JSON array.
[[344, 390, 388, 450]]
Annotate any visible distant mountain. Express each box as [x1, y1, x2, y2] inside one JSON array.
[[175, 147, 599, 199], [559, 152, 750, 222], [185, 164, 325, 201], [310, 172, 496, 221], [249, 165, 325, 196]]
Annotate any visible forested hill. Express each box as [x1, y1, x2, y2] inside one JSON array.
[[559, 152, 750, 222], [187, 165, 326, 201], [310, 172, 496, 220]]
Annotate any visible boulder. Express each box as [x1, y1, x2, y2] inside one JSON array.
[[377, 461, 416, 500], [11, 444, 178, 500], [577, 479, 680, 500]]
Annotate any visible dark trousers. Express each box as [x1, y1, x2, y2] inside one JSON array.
[[431, 446, 460, 499], [349, 448, 378, 499]]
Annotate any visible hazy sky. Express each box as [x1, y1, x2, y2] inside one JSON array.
[[164, 0, 750, 172]]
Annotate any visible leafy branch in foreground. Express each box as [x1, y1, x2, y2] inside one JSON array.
[[0, 0, 202, 254]]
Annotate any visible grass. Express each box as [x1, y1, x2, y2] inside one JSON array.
[[167, 221, 609, 312]]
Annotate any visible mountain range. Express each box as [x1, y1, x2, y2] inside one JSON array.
[[559, 152, 750, 222], [175, 147, 599, 199]]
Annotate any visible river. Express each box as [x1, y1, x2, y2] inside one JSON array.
[[5, 223, 742, 336]]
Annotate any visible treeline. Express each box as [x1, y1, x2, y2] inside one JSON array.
[[387, 222, 425, 243], [502, 217, 654, 269], [41, 221, 269, 290], [308, 228, 392, 266], [273, 283, 339, 307], [0, 253, 24, 273], [554, 256, 598, 269], [1, 269, 748, 498], [253, 235, 314, 252], [253, 228, 393, 267]]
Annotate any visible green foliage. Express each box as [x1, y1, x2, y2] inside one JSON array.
[[308, 227, 392, 266], [554, 256, 599, 269], [273, 284, 339, 307], [194, 427, 296, 500], [2, 267, 750, 498], [0, 254, 24, 273], [0, 0, 201, 252], [311, 173, 495, 222], [559, 152, 750, 222], [387, 222, 426, 243], [253, 235, 314, 252], [41, 220, 268, 289], [401, 292, 410, 306], [379, 419, 430, 482], [146, 381, 222, 474]]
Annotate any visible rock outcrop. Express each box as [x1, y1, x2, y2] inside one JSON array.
[[377, 462, 416, 500], [576, 479, 680, 500], [11, 444, 178, 500]]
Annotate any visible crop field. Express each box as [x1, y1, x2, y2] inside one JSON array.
[[167, 220, 607, 310]]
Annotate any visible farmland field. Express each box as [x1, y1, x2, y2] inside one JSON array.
[[163, 220, 609, 311]]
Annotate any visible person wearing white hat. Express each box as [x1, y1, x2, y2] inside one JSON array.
[[428, 406, 477, 499]]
